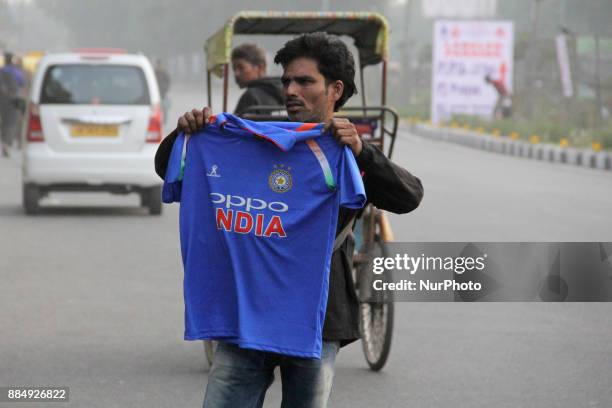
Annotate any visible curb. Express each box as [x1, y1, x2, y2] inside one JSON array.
[[405, 123, 612, 172]]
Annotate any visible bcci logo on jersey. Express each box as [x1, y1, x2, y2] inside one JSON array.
[[269, 164, 292, 193]]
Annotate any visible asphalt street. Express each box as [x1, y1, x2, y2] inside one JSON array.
[[1, 85, 611, 407]]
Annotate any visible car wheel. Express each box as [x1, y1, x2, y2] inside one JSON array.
[[140, 190, 150, 207], [146, 186, 162, 215], [23, 183, 41, 215]]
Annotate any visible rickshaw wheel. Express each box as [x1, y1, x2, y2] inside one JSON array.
[[358, 233, 394, 371]]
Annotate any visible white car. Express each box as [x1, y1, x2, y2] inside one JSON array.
[[22, 49, 163, 215]]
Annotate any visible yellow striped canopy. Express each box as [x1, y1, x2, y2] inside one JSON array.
[[205, 11, 389, 76]]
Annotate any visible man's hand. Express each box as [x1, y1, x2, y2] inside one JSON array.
[[176, 107, 212, 135], [325, 118, 363, 157]]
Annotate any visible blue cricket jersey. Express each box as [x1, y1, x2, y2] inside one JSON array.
[[163, 113, 366, 358]]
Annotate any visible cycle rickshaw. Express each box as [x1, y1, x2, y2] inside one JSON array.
[[203, 11, 398, 372]]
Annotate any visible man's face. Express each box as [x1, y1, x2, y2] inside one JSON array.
[[281, 57, 343, 123], [232, 58, 265, 88]]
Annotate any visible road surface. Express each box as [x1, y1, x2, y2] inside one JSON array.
[[1, 85, 610, 407]]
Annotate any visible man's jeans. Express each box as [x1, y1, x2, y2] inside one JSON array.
[[203, 340, 340, 408]]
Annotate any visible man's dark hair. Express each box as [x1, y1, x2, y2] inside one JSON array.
[[231, 43, 267, 67], [274, 32, 357, 111]]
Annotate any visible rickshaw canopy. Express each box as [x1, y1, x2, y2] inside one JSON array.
[[205, 11, 389, 77]]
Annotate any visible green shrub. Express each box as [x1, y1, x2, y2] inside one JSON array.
[[597, 126, 612, 150], [436, 114, 610, 150]]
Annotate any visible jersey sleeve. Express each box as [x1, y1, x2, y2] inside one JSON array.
[[338, 146, 366, 209], [162, 132, 187, 203]]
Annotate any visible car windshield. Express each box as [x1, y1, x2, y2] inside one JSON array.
[[40, 64, 150, 105]]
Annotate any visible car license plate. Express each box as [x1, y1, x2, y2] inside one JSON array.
[[71, 124, 119, 137]]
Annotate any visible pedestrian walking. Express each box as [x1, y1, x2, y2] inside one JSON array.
[[0, 52, 26, 157]]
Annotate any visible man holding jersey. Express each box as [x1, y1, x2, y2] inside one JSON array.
[[155, 32, 423, 408]]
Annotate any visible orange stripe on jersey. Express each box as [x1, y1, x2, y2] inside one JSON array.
[[296, 122, 319, 132]]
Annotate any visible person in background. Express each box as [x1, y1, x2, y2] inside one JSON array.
[[0, 52, 25, 157], [485, 74, 512, 119], [154, 58, 171, 124], [231, 43, 284, 116], [13, 55, 29, 149]]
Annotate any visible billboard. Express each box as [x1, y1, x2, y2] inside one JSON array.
[[431, 20, 514, 124]]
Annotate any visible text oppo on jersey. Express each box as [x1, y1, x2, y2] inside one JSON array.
[[211, 193, 288, 238]]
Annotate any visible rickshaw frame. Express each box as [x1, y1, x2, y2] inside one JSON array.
[[204, 11, 399, 158]]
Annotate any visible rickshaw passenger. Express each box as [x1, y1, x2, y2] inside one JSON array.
[[231, 43, 284, 116], [155, 32, 423, 408]]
